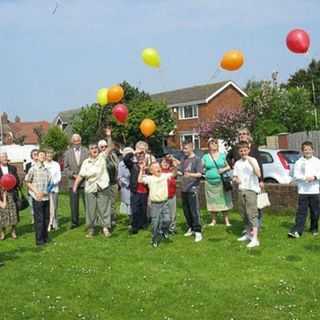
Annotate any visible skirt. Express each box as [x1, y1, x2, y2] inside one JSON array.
[[205, 181, 233, 212], [0, 192, 18, 228]]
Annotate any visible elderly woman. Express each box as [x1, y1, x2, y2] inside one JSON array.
[[117, 147, 134, 222], [0, 152, 20, 240], [202, 138, 233, 226]]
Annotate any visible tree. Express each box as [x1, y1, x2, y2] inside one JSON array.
[[243, 81, 316, 145], [198, 109, 253, 148], [33, 126, 45, 144], [72, 82, 175, 155], [287, 59, 320, 107], [41, 126, 69, 157], [72, 104, 102, 146]]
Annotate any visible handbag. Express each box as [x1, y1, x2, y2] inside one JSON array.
[[16, 188, 29, 211], [210, 154, 233, 192], [257, 192, 271, 209]]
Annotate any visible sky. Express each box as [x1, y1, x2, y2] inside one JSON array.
[[0, 0, 319, 121]]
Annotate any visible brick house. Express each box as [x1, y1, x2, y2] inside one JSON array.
[[0, 113, 49, 145], [151, 80, 247, 149]]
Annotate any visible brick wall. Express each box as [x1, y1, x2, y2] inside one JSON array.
[[175, 181, 298, 214], [59, 177, 299, 214]]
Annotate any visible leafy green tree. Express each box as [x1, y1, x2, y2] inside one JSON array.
[[72, 104, 102, 146], [287, 59, 320, 107], [244, 82, 316, 145], [41, 126, 69, 157]]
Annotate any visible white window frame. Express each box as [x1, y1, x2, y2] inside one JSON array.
[[180, 133, 200, 149], [178, 104, 198, 120]]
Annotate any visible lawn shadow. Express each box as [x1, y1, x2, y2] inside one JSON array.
[[280, 221, 293, 230], [207, 237, 227, 243], [304, 244, 320, 252], [225, 220, 244, 237], [285, 255, 302, 262], [0, 246, 41, 263]]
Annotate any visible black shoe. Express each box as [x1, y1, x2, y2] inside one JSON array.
[[129, 229, 138, 235]]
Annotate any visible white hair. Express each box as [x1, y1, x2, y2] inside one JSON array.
[[71, 134, 81, 143], [98, 139, 107, 148]]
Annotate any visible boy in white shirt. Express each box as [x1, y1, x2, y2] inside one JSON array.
[[233, 141, 261, 248], [138, 161, 175, 247], [288, 141, 320, 238]]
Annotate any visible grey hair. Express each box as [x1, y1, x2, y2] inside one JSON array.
[[71, 134, 82, 143]]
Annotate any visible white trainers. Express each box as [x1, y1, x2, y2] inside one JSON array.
[[237, 234, 251, 242], [246, 239, 260, 248], [184, 228, 193, 237], [194, 232, 203, 242], [102, 227, 111, 238]]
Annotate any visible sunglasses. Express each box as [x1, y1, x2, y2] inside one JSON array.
[[100, 145, 107, 149]]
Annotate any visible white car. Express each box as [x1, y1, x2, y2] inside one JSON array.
[[259, 148, 300, 184]]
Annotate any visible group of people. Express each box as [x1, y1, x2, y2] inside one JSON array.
[[0, 126, 319, 249]]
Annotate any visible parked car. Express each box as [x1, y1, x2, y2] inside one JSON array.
[[259, 148, 300, 184]]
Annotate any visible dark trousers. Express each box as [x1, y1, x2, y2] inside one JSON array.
[[70, 188, 85, 227], [181, 191, 201, 233], [292, 194, 320, 235], [130, 192, 148, 232], [33, 199, 49, 245]]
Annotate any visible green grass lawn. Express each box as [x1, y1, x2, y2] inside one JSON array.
[[1, 193, 320, 320]]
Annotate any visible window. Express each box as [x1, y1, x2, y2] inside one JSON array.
[[180, 133, 200, 149], [178, 104, 198, 120]]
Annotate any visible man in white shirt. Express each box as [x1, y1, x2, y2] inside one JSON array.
[[73, 142, 112, 238], [288, 141, 320, 238], [233, 141, 261, 248]]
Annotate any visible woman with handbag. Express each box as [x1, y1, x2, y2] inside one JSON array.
[[202, 138, 233, 226]]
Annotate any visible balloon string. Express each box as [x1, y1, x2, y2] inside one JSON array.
[[158, 67, 168, 92], [208, 67, 221, 83]]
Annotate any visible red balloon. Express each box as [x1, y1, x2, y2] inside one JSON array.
[[112, 104, 128, 123], [0, 174, 17, 191], [286, 29, 310, 54]]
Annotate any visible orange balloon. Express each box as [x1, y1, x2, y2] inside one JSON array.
[[220, 50, 244, 71], [140, 119, 156, 137], [108, 85, 124, 103]]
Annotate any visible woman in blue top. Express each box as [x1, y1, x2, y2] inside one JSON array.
[[202, 138, 233, 226]]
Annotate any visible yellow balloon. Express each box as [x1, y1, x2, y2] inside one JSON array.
[[96, 88, 108, 106], [141, 48, 160, 68]]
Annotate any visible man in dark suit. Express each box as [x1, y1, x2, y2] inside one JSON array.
[[63, 134, 88, 228]]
